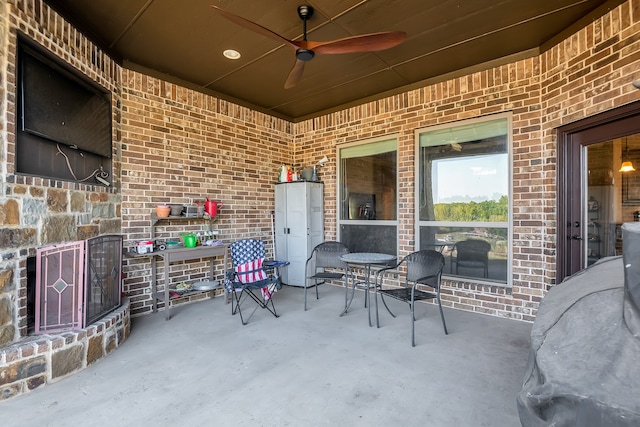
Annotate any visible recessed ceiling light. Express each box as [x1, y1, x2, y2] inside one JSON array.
[[223, 49, 241, 60]]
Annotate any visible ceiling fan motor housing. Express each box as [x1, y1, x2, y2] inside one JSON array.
[[297, 5, 314, 20], [296, 49, 315, 61]]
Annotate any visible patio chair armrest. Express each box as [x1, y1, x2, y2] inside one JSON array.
[[304, 253, 314, 266], [374, 262, 402, 285]]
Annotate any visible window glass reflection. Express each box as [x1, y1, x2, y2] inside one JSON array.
[[417, 116, 510, 284], [419, 226, 508, 282], [339, 138, 397, 256]]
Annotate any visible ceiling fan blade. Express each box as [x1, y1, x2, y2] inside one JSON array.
[[312, 31, 407, 55], [284, 59, 306, 89], [211, 6, 297, 49]]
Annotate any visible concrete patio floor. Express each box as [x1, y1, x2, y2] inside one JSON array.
[[3, 284, 532, 427]]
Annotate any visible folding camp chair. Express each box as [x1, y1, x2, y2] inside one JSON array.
[[225, 239, 281, 325]]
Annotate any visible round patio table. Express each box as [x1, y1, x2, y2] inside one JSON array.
[[339, 252, 396, 326]]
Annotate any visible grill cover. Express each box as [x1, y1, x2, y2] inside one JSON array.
[[518, 223, 640, 426]]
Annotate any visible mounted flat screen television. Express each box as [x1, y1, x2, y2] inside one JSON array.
[[20, 46, 112, 157], [16, 38, 112, 185]]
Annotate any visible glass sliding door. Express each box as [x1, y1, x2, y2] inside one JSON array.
[[557, 103, 640, 282], [586, 135, 640, 267]]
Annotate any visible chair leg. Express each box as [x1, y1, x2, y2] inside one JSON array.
[[231, 291, 237, 315], [231, 288, 242, 315], [374, 292, 396, 328], [341, 273, 357, 316], [380, 293, 395, 318], [437, 291, 448, 335], [234, 288, 279, 325], [375, 290, 380, 327], [305, 279, 320, 311], [410, 297, 416, 347], [240, 290, 259, 325], [367, 285, 372, 326], [230, 289, 253, 325], [304, 282, 308, 311]]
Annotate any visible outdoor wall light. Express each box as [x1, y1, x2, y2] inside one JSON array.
[[312, 155, 329, 181]]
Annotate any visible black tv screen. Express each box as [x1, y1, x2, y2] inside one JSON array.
[[20, 46, 112, 158]]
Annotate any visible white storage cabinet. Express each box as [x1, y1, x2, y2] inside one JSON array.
[[274, 182, 324, 286]]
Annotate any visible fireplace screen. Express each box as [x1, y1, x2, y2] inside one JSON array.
[[35, 235, 122, 333], [85, 235, 123, 325], [35, 241, 84, 333]]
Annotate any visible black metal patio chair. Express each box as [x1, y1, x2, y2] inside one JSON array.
[[374, 249, 448, 347], [304, 241, 350, 311]]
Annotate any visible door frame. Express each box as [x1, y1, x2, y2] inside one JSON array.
[[557, 101, 640, 283]]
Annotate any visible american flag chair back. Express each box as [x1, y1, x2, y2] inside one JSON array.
[[226, 239, 280, 325]]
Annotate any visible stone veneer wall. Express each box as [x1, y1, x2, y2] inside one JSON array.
[[0, 298, 130, 401]]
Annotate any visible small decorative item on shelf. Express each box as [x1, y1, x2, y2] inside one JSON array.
[[279, 164, 288, 182], [169, 204, 183, 216], [156, 205, 171, 218], [135, 240, 154, 254], [204, 198, 224, 217], [184, 204, 204, 217], [181, 232, 198, 248]]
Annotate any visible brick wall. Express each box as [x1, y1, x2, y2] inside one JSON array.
[[294, 0, 640, 321], [119, 71, 293, 316], [294, 58, 545, 321]]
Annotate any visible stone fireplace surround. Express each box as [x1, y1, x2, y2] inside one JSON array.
[[0, 298, 130, 401]]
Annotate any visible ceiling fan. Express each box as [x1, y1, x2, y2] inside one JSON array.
[[211, 5, 407, 89]]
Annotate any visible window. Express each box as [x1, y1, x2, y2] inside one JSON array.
[[338, 137, 397, 256], [416, 115, 511, 284]]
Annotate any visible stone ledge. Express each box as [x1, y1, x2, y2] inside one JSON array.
[[0, 298, 131, 402]]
